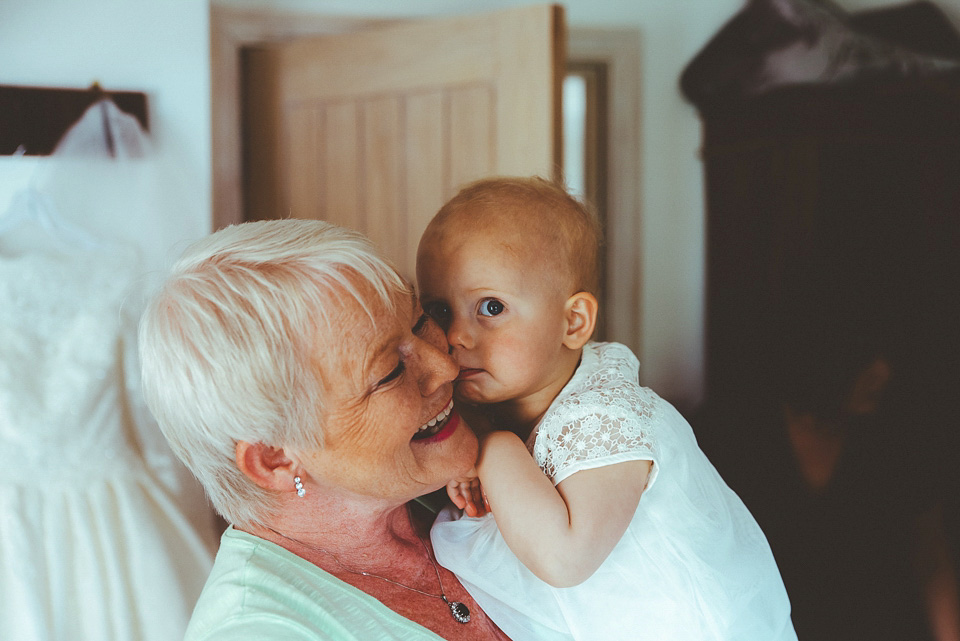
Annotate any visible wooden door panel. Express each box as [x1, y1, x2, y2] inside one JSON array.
[[362, 96, 404, 270], [448, 84, 495, 192], [322, 102, 362, 231], [244, 5, 564, 281], [275, 17, 499, 99], [404, 90, 446, 279], [286, 106, 320, 220]]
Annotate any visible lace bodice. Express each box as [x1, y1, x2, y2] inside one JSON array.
[[527, 342, 662, 485], [0, 232, 145, 481]]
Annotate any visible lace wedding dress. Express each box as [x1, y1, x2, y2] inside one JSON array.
[[0, 197, 215, 635], [431, 342, 797, 641]]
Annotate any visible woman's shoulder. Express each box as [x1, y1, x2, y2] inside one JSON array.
[[188, 527, 445, 641], [185, 528, 326, 638]]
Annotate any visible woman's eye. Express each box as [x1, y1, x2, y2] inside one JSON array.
[[412, 313, 430, 336], [377, 360, 405, 386], [478, 299, 504, 317]]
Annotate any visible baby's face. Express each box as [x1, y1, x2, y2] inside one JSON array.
[[416, 229, 572, 409]]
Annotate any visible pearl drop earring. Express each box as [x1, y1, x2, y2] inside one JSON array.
[[294, 476, 305, 498]]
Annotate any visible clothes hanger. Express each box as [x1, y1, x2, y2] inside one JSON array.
[[90, 82, 116, 158]]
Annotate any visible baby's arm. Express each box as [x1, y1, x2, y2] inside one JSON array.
[[477, 430, 651, 588]]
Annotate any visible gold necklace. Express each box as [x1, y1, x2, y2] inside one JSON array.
[[264, 515, 471, 624]]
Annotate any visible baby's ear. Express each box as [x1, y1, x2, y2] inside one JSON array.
[[562, 292, 598, 349]]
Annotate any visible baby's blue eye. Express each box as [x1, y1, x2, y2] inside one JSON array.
[[478, 299, 504, 317]]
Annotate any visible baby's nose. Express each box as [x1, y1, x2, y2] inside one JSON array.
[[447, 316, 475, 350]]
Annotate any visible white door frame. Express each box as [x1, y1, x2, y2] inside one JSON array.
[[566, 27, 642, 356]]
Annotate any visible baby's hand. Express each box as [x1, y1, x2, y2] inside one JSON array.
[[446, 468, 489, 517]]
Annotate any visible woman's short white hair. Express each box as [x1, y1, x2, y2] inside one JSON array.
[[139, 219, 408, 527]]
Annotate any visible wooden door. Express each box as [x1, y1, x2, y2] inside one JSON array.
[[243, 5, 565, 280]]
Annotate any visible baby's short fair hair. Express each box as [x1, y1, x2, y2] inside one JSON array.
[[427, 176, 602, 295], [139, 218, 408, 527]]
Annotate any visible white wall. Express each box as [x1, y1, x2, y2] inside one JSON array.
[[4, 0, 958, 409], [0, 0, 211, 244]]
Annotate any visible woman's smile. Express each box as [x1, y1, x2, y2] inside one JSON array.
[[412, 397, 454, 440], [413, 407, 461, 444]]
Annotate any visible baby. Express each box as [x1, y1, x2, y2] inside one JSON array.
[[416, 177, 797, 641]]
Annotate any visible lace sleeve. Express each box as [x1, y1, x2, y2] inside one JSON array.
[[530, 356, 663, 486]]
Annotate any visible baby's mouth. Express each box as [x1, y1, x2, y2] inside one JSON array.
[[456, 367, 483, 381], [412, 398, 454, 440]]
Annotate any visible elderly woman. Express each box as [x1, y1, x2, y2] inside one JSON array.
[[139, 219, 509, 640]]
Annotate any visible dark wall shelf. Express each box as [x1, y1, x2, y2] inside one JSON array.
[[0, 84, 148, 156]]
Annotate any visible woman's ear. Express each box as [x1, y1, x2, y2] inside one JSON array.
[[562, 292, 598, 350], [236, 441, 299, 492]]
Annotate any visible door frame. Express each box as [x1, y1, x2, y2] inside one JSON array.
[[565, 27, 641, 353], [210, 4, 642, 354]]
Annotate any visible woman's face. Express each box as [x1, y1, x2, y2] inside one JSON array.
[[299, 281, 477, 503]]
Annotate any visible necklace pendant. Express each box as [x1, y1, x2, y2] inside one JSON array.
[[448, 600, 471, 624]]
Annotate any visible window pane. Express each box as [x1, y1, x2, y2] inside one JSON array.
[[563, 73, 587, 200]]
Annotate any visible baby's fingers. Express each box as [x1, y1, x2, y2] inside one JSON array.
[[461, 481, 481, 517], [446, 480, 467, 510], [466, 479, 488, 517]]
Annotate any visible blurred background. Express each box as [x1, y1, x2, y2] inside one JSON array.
[[1, 1, 958, 639], [0, 0, 768, 410]]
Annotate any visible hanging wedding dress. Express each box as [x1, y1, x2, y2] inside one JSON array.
[[0, 101, 216, 640]]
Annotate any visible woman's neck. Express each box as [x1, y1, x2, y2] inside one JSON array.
[[243, 497, 424, 572], [243, 497, 512, 640]]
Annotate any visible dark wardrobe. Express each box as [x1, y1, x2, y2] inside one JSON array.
[[682, 8, 960, 637], [682, 0, 960, 413]]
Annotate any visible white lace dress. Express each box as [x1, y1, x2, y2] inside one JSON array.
[[431, 342, 797, 641], [0, 223, 216, 640]]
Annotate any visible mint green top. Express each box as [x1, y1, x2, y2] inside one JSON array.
[[185, 526, 445, 641]]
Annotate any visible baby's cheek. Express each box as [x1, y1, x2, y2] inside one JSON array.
[[501, 333, 550, 368], [454, 380, 489, 404]]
